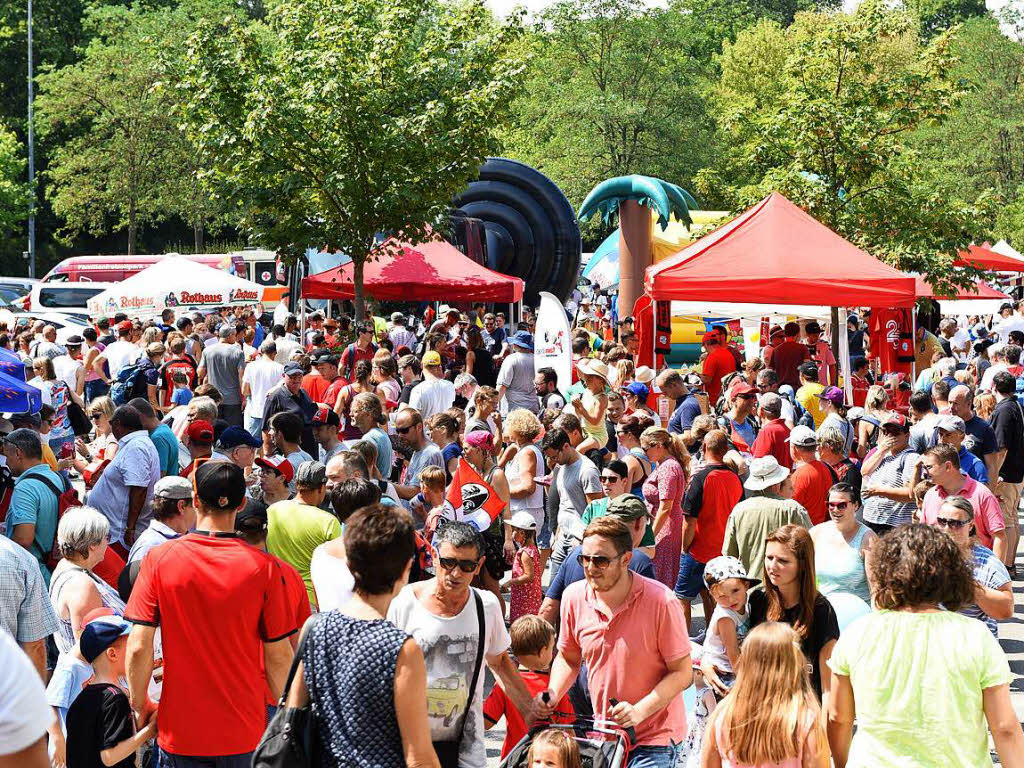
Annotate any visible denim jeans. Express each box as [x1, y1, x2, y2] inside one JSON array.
[[244, 415, 263, 439], [626, 742, 680, 768], [157, 749, 253, 768], [84, 379, 109, 403]]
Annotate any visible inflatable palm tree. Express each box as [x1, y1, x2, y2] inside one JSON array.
[[578, 175, 696, 316]]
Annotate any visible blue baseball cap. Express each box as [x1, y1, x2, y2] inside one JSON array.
[[216, 425, 261, 450], [283, 362, 304, 376], [80, 616, 132, 662], [624, 382, 650, 400]]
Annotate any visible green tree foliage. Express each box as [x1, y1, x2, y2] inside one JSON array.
[[699, 1, 992, 293], [903, 0, 987, 38], [0, 125, 29, 237], [179, 0, 525, 318]]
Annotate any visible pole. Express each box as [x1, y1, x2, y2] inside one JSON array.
[[26, 0, 36, 278]]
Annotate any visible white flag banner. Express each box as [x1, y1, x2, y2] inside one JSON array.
[[534, 291, 572, 399]]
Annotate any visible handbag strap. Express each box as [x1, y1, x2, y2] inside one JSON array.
[[279, 613, 324, 706], [455, 589, 486, 741]]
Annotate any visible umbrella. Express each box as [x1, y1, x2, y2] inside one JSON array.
[[0, 347, 27, 382], [0, 371, 41, 414]]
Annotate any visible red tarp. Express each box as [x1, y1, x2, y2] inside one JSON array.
[[644, 193, 917, 308], [953, 244, 1024, 273], [913, 276, 1009, 300], [302, 238, 524, 303]]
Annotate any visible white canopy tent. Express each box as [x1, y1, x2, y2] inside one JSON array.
[[87, 257, 265, 318]]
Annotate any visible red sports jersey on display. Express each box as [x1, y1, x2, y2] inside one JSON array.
[[869, 309, 914, 376]]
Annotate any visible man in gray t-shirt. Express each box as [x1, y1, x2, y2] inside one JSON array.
[[198, 325, 246, 426], [540, 427, 603, 570], [394, 408, 445, 517], [497, 332, 538, 414]]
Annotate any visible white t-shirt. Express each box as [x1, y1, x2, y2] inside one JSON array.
[[310, 543, 354, 612], [103, 340, 141, 378], [52, 355, 82, 394], [243, 357, 285, 418], [409, 377, 456, 420], [388, 585, 509, 768], [0, 629, 52, 756], [274, 336, 301, 364], [994, 315, 1024, 344]]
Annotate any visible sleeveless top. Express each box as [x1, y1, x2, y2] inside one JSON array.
[[629, 447, 651, 497], [377, 378, 401, 404], [304, 612, 409, 768], [580, 389, 609, 445], [507, 443, 545, 512], [715, 705, 817, 768], [49, 565, 126, 654], [470, 347, 497, 387], [815, 524, 871, 604], [340, 384, 367, 439]]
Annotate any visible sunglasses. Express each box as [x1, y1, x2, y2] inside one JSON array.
[[827, 501, 850, 509], [935, 517, 970, 529], [600, 474, 622, 483], [437, 556, 480, 573], [90, 413, 103, 421], [396, 425, 414, 435], [577, 553, 623, 569], [882, 427, 905, 436]]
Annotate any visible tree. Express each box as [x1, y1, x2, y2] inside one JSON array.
[[0, 125, 29, 237], [503, 0, 717, 216], [179, 0, 525, 318], [698, 1, 993, 293], [903, 0, 987, 38]]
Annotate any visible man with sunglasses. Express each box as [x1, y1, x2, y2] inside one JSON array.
[[860, 413, 920, 535], [538, 516, 692, 768], [389, 521, 535, 768], [393, 408, 443, 516]]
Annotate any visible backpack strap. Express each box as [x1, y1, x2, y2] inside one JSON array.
[[22, 471, 70, 497]]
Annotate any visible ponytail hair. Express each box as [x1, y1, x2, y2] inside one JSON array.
[[640, 426, 690, 475]]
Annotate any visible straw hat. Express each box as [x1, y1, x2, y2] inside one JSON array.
[[634, 366, 656, 384], [577, 358, 610, 383]]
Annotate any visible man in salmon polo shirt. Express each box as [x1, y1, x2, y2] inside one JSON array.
[[536, 516, 692, 768]]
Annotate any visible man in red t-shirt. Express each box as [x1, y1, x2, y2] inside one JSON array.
[[124, 462, 296, 763], [765, 322, 810, 390], [700, 332, 738, 406], [156, 338, 198, 412], [789, 425, 834, 524], [339, 322, 377, 380], [302, 350, 345, 405], [752, 392, 792, 468]]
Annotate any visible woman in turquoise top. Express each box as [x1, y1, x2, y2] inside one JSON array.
[[810, 483, 876, 605]]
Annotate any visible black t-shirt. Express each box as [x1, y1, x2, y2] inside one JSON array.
[[747, 589, 840, 698], [399, 378, 422, 405], [991, 397, 1024, 483], [65, 684, 135, 768]]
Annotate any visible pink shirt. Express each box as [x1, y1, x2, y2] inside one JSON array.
[[920, 477, 1005, 549], [558, 573, 691, 746]]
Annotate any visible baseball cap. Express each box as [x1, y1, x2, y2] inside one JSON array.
[[194, 460, 247, 511], [936, 414, 966, 433], [882, 413, 910, 430], [816, 386, 845, 405], [185, 419, 214, 443], [731, 382, 757, 398], [606, 494, 648, 522], [117, 320, 133, 332], [312, 406, 341, 427], [235, 498, 268, 533], [422, 351, 442, 368], [79, 615, 132, 663], [153, 476, 192, 500], [283, 362, 304, 376], [504, 511, 539, 531], [216, 425, 261, 449], [313, 351, 339, 367], [295, 460, 327, 489], [1000, 302, 1014, 312], [624, 382, 650, 400], [255, 454, 294, 483], [787, 425, 817, 448], [703, 555, 759, 588]]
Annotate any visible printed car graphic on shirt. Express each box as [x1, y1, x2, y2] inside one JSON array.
[[427, 674, 469, 727]]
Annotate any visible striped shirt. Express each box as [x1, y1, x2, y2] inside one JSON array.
[[960, 544, 1010, 637], [862, 449, 919, 527]]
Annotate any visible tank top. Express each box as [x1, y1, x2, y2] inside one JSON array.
[[507, 443, 545, 512], [816, 524, 871, 604], [304, 613, 408, 768], [715, 705, 817, 768], [580, 389, 609, 445], [340, 383, 368, 439], [629, 447, 651, 497], [49, 565, 126, 654]]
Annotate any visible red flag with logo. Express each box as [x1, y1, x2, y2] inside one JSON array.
[[443, 459, 506, 531]]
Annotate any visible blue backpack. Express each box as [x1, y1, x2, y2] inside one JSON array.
[[110, 360, 147, 405]]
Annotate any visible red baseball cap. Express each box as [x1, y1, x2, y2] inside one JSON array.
[[312, 406, 340, 427], [117, 320, 133, 332], [731, 382, 757, 398], [882, 413, 909, 429], [255, 455, 294, 483], [185, 419, 214, 443]]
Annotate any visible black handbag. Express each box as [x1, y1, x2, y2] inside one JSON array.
[[252, 615, 323, 768], [432, 590, 485, 768], [68, 401, 91, 437]]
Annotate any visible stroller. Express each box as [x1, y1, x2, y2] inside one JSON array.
[[499, 714, 635, 768]]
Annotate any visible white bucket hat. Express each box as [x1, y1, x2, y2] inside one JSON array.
[[744, 456, 791, 491], [577, 358, 610, 383], [634, 366, 656, 384], [504, 511, 539, 532]]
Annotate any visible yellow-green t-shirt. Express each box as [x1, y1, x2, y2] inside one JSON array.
[[828, 610, 1010, 768], [266, 499, 341, 607], [796, 382, 826, 428]]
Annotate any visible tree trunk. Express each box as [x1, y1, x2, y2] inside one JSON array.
[[194, 222, 204, 253], [618, 199, 653, 321], [128, 198, 137, 255], [353, 257, 365, 321]]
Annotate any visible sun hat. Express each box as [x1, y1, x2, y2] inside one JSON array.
[[703, 555, 759, 588], [634, 366, 656, 384], [787, 425, 817, 448], [504, 511, 539, 532], [510, 331, 534, 351], [577, 358, 610, 382], [744, 456, 791, 491]]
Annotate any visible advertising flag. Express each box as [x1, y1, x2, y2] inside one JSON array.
[[443, 459, 506, 531], [535, 291, 572, 399]]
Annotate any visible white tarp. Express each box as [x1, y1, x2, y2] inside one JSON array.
[[87, 257, 265, 318]]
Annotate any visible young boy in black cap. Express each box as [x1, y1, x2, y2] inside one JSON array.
[[64, 616, 155, 768]]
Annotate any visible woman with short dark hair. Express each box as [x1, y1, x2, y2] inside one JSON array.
[[285, 504, 439, 768], [827, 524, 1024, 766]]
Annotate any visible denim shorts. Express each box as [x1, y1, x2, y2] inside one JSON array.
[[673, 552, 707, 600], [627, 742, 680, 768]]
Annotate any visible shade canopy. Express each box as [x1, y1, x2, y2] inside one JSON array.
[[953, 244, 1024, 273], [0, 347, 27, 382], [913, 276, 1009, 301], [0, 371, 41, 413], [302, 238, 524, 303], [86, 257, 265, 318], [645, 193, 916, 308]]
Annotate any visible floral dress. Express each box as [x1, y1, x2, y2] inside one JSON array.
[[509, 542, 542, 622], [643, 457, 686, 589]]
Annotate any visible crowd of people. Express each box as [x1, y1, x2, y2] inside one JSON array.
[[1, 293, 1023, 768]]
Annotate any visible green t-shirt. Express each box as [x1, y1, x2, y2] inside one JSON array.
[[266, 499, 342, 606], [828, 610, 1010, 768], [580, 496, 655, 547]]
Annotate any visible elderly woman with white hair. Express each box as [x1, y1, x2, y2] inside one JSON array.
[[48, 506, 125, 654]]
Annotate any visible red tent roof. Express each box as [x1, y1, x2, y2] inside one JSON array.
[[302, 238, 524, 303], [913, 276, 1009, 300], [952, 244, 1024, 273], [644, 193, 916, 308]]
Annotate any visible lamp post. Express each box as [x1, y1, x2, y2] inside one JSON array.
[[26, 0, 36, 278]]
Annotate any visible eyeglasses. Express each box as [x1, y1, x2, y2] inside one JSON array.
[[826, 501, 850, 510], [437, 556, 480, 573], [600, 474, 622, 483], [577, 553, 624, 569], [935, 517, 970, 529]]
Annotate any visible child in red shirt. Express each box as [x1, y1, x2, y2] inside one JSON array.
[[484, 615, 573, 758]]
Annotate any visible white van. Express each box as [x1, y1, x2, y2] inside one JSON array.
[[26, 282, 115, 314]]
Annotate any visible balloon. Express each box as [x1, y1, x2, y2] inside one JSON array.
[[826, 591, 872, 632]]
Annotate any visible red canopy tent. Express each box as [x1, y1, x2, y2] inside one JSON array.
[[913, 276, 1008, 300], [644, 193, 916, 308], [952, 244, 1024, 273], [302, 238, 524, 302]]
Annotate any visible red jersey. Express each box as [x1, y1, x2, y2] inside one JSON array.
[[263, 556, 311, 705], [322, 376, 348, 410], [124, 533, 296, 756], [702, 347, 738, 405], [751, 418, 792, 469], [869, 309, 914, 377], [791, 460, 836, 525], [301, 373, 342, 405], [682, 463, 744, 563], [157, 356, 198, 409], [483, 669, 573, 758]]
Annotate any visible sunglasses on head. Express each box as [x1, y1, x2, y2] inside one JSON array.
[[437, 556, 480, 573], [577, 553, 623, 569], [935, 517, 970, 529]]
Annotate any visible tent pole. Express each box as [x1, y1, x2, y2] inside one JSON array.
[[838, 307, 851, 404]]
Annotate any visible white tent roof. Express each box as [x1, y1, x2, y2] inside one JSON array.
[[86, 257, 265, 318], [992, 240, 1024, 263], [671, 301, 832, 322]]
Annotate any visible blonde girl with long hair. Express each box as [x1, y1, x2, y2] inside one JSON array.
[[701, 622, 828, 768]]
